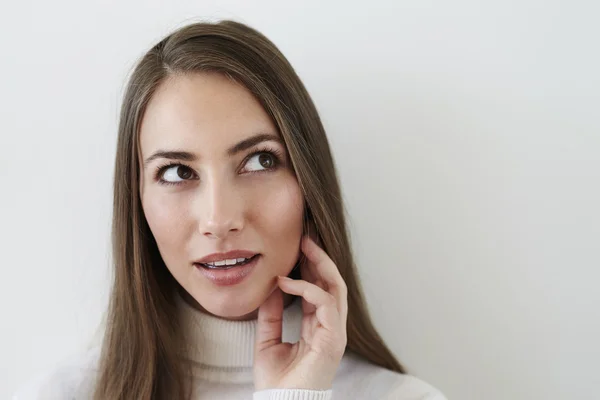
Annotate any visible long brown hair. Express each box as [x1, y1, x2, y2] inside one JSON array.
[[95, 19, 405, 400]]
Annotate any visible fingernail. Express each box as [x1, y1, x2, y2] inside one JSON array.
[[278, 275, 292, 281]]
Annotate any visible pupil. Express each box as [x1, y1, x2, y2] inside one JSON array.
[[259, 154, 273, 168], [177, 167, 191, 179]]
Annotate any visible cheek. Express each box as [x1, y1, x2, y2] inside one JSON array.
[[141, 192, 191, 263], [251, 177, 305, 266], [269, 185, 304, 232]]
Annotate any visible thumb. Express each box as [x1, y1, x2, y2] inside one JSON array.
[[255, 285, 284, 353]]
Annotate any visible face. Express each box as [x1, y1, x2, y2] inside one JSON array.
[[139, 73, 304, 319]]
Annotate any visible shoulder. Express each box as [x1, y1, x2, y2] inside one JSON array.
[[334, 352, 447, 400], [12, 346, 100, 400]]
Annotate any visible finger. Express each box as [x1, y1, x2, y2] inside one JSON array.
[[297, 243, 324, 287], [305, 216, 322, 247], [303, 256, 347, 340], [301, 236, 342, 288], [298, 256, 324, 315], [255, 286, 284, 352], [301, 236, 348, 313], [277, 276, 340, 332], [300, 218, 324, 288]]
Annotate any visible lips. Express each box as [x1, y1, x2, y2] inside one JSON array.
[[194, 250, 259, 265], [195, 254, 259, 269], [194, 254, 260, 286]]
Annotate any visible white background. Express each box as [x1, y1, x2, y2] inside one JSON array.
[[1, 1, 599, 399]]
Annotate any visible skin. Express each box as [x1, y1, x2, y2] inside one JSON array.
[[139, 72, 303, 320], [138, 72, 348, 390]]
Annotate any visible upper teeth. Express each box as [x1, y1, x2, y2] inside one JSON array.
[[204, 257, 248, 267]]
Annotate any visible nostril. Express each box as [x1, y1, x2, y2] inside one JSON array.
[[201, 220, 243, 238]]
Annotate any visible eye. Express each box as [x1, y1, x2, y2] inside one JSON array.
[[244, 151, 279, 172], [156, 163, 196, 185]]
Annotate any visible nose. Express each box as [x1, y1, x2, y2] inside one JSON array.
[[198, 178, 244, 240]]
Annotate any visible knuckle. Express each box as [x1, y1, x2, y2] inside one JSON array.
[[339, 282, 348, 297], [332, 340, 346, 359], [326, 293, 336, 306], [320, 339, 345, 361]]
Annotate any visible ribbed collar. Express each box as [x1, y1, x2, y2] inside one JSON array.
[[176, 294, 303, 383]]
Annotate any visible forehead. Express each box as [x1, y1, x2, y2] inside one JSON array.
[[139, 72, 278, 156]]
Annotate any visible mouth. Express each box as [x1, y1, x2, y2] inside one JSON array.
[[194, 254, 260, 270], [193, 254, 261, 286]]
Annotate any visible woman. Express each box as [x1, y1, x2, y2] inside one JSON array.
[[15, 20, 446, 400]]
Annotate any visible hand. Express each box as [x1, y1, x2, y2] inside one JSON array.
[[254, 235, 348, 391]]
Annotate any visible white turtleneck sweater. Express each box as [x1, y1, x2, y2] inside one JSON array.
[[13, 297, 446, 400]]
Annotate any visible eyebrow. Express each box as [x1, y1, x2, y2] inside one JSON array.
[[143, 132, 283, 168]]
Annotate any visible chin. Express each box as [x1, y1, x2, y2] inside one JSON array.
[[195, 285, 273, 320]]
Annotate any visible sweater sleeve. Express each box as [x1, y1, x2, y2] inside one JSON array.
[[418, 391, 447, 400], [418, 391, 448, 400], [382, 377, 448, 400], [253, 389, 333, 400], [385, 385, 448, 400]]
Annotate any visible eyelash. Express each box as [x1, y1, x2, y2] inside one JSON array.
[[153, 146, 285, 187]]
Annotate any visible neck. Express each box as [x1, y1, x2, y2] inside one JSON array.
[[176, 287, 303, 382]]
